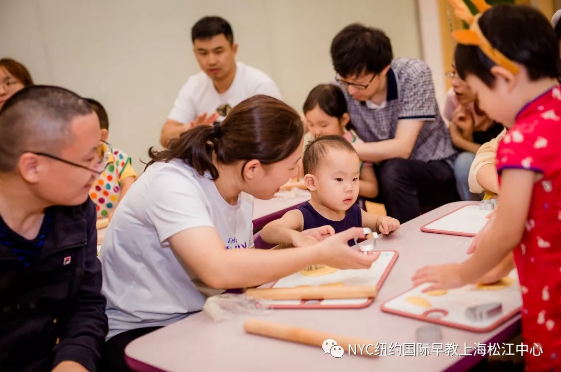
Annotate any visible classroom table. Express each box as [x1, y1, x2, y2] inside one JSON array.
[[252, 190, 311, 230], [124, 201, 521, 372]]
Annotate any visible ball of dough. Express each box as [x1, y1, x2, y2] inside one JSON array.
[[406, 296, 432, 309], [319, 282, 344, 287], [476, 277, 514, 291], [300, 265, 338, 277], [426, 289, 448, 296]]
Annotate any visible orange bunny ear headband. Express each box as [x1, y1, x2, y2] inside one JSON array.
[[447, 0, 520, 75]]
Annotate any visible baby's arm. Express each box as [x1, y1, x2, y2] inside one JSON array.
[[108, 176, 135, 221], [358, 165, 378, 198], [475, 164, 500, 195], [119, 176, 135, 201], [260, 210, 305, 246], [469, 129, 505, 195], [361, 210, 400, 235]]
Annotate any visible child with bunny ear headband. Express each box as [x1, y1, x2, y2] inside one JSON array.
[[413, 2, 561, 370]]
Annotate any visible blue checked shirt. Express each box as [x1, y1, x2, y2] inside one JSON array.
[[339, 58, 457, 164]]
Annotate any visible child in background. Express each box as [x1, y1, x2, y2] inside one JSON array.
[[86, 98, 137, 220], [261, 135, 399, 247], [443, 64, 503, 201], [283, 84, 378, 198], [412, 4, 561, 370], [468, 128, 506, 199]]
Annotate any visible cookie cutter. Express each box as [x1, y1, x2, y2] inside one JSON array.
[[356, 227, 379, 254], [415, 324, 442, 344], [479, 199, 497, 211], [465, 302, 503, 322]]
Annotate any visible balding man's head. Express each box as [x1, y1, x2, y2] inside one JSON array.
[[0, 85, 103, 207], [0, 85, 93, 172]]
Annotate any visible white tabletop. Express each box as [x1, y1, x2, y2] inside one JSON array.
[[252, 190, 311, 221], [124, 202, 521, 372]]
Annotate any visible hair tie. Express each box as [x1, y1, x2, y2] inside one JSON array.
[[213, 122, 222, 139]]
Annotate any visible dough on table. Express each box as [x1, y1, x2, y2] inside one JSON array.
[[319, 282, 344, 287], [300, 265, 338, 277], [426, 289, 448, 296], [476, 277, 514, 291], [295, 285, 313, 288], [406, 296, 432, 309]]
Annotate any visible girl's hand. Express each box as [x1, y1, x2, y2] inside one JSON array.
[[377, 216, 400, 234], [411, 264, 465, 292], [467, 208, 496, 254], [316, 227, 380, 270]]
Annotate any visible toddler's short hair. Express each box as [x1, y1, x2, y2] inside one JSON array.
[[303, 135, 358, 175]]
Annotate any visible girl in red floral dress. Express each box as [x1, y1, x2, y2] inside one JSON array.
[[412, 3, 561, 371]]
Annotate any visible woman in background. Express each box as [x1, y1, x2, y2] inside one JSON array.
[[0, 58, 34, 111], [443, 64, 503, 201]]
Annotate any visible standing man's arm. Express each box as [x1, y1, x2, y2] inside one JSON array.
[[353, 62, 441, 163], [52, 201, 108, 372]]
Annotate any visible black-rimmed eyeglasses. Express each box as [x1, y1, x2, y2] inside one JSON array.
[[335, 74, 377, 90], [25, 140, 111, 175]]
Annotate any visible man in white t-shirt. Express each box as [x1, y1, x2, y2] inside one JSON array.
[[159, 16, 282, 146]]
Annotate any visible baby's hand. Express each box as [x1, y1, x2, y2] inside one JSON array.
[[377, 216, 400, 234], [302, 225, 335, 243]]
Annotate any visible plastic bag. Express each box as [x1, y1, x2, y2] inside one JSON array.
[[203, 293, 272, 322]]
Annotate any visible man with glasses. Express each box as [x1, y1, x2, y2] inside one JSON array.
[[0, 86, 108, 372], [330, 24, 458, 223]]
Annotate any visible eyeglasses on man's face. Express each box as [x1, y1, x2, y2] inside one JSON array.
[[335, 73, 377, 90], [24, 140, 112, 175]]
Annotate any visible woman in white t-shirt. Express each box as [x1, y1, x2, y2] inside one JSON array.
[[99, 95, 377, 371]]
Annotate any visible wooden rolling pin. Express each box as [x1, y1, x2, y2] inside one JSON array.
[[243, 319, 378, 358], [96, 218, 109, 230], [245, 285, 377, 300]]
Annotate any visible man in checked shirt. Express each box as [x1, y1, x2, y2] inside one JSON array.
[[330, 24, 459, 223]]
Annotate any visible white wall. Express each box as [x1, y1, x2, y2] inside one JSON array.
[[0, 0, 422, 173], [417, 0, 446, 111]]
